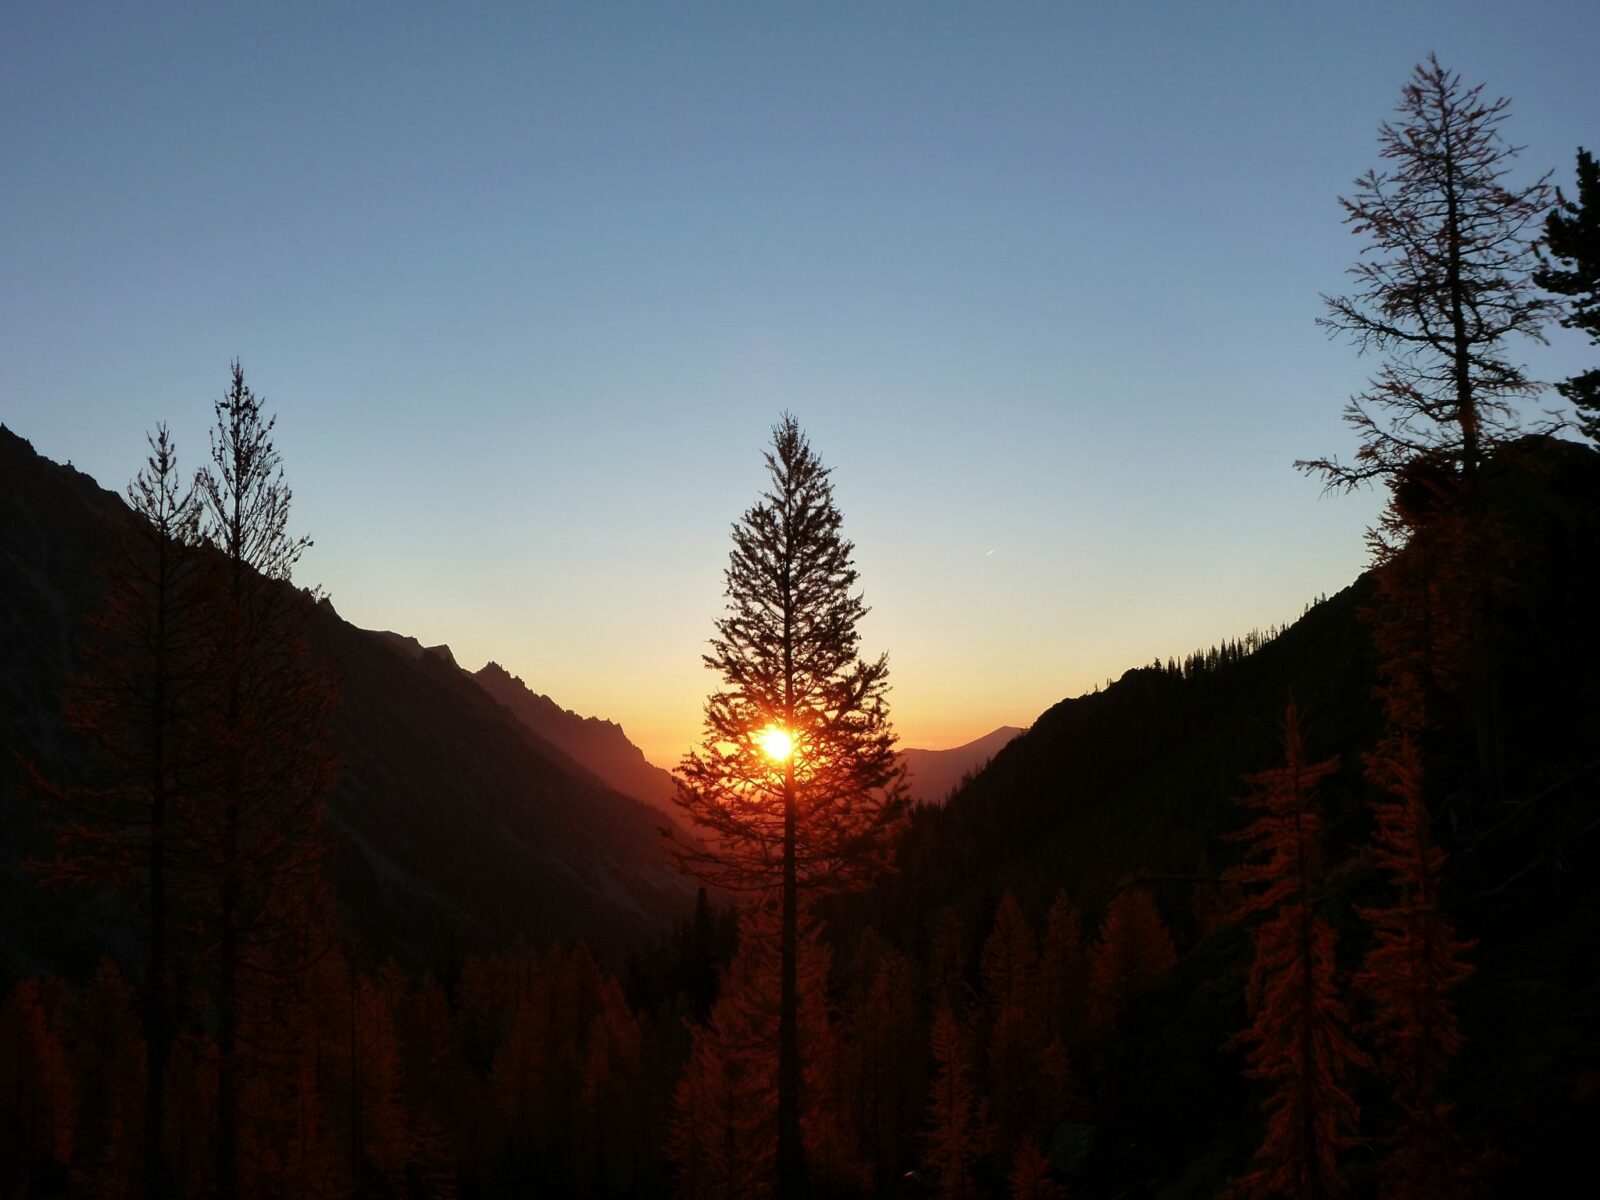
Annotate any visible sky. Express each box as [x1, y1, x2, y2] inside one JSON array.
[[3, 2, 1596, 767]]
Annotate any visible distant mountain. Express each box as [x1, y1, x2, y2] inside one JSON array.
[[0, 425, 692, 980], [472, 662, 680, 818], [899, 726, 1024, 805]]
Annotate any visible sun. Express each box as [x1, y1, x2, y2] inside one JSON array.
[[757, 724, 794, 763]]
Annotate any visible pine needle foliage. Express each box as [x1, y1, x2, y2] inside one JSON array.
[[1226, 705, 1368, 1200], [1299, 55, 1554, 489]]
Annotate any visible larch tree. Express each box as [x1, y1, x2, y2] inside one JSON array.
[[669, 414, 908, 1198], [980, 891, 1044, 1151], [28, 424, 203, 1200], [1299, 57, 1554, 815], [1298, 54, 1553, 491], [1087, 886, 1176, 1043], [923, 1003, 978, 1200], [1226, 704, 1367, 1200], [1535, 146, 1600, 440], [194, 361, 338, 1200], [1357, 737, 1476, 1200]]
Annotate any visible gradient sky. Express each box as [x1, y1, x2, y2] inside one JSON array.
[[4, 2, 1596, 766]]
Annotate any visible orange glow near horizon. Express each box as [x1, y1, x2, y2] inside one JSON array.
[[757, 725, 794, 763]]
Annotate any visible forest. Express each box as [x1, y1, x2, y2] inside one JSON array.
[[2, 55, 1599, 1200]]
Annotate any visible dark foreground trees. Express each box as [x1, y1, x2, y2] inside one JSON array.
[[195, 362, 337, 1200], [669, 414, 907, 1197], [1302, 56, 1556, 819], [28, 425, 204, 1198], [1227, 705, 1367, 1200]]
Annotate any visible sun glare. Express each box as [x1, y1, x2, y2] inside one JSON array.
[[757, 725, 794, 763]]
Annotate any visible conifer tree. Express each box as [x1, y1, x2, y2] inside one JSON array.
[[1299, 55, 1553, 490], [666, 904, 853, 1199], [193, 361, 338, 1200], [841, 936, 923, 1190], [670, 414, 907, 1197], [1088, 886, 1176, 1040], [1040, 890, 1090, 1051], [923, 1003, 978, 1200], [1358, 737, 1476, 1200], [1535, 147, 1600, 440], [980, 891, 1045, 1150], [28, 424, 202, 1199], [1226, 705, 1367, 1200], [1298, 58, 1554, 812], [1008, 1139, 1067, 1200]]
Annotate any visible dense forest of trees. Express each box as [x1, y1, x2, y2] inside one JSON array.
[[3, 55, 1598, 1199]]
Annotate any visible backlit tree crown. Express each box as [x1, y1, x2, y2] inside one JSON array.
[[671, 414, 906, 893]]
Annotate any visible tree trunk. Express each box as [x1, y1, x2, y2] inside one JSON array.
[[777, 758, 806, 1198], [216, 799, 238, 1200], [144, 540, 170, 1200]]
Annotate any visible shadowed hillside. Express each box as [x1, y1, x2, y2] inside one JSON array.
[[846, 434, 1600, 1197], [472, 660, 680, 816], [0, 425, 691, 981]]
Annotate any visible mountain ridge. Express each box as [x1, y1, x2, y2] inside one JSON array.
[[0, 423, 692, 979], [899, 725, 1025, 806]]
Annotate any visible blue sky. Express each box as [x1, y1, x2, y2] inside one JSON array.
[[4, 2, 1596, 764]]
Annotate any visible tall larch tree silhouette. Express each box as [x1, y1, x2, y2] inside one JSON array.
[[28, 424, 203, 1200], [1358, 737, 1476, 1200], [1298, 55, 1553, 490], [1226, 704, 1368, 1200], [669, 414, 907, 1198], [1535, 146, 1600, 440], [195, 362, 338, 1200], [1298, 56, 1554, 815]]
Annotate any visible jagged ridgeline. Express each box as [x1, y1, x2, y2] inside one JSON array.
[[0, 424, 691, 981], [3, 424, 1598, 1195]]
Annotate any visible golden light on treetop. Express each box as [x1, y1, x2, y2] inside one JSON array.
[[758, 724, 795, 763]]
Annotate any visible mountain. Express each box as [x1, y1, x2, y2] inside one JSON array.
[[851, 434, 1600, 1197], [0, 425, 693, 980], [899, 725, 1025, 805], [472, 661, 680, 817]]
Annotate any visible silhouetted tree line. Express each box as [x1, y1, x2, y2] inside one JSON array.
[[7, 48, 1600, 1200]]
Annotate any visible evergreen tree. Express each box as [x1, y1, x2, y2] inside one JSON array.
[[1300, 57, 1552, 814], [27, 425, 203, 1199], [923, 1003, 978, 1200], [194, 361, 338, 1200], [1088, 887, 1176, 1041], [980, 892, 1044, 1151], [1299, 55, 1553, 489], [666, 904, 855, 1199], [1226, 705, 1367, 1200], [1358, 738, 1476, 1200], [1535, 147, 1600, 439], [669, 414, 907, 1197]]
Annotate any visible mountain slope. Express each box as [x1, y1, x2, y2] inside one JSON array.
[[900, 726, 1025, 805], [857, 434, 1600, 1197], [0, 424, 691, 979], [472, 661, 679, 816]]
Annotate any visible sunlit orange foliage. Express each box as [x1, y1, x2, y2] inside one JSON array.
[[1359, 737, 1477, 1199], [923, 1002, 979, 1200], [1226, 704, 1367, 1200], [1088, 886, 1176, 1039]]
